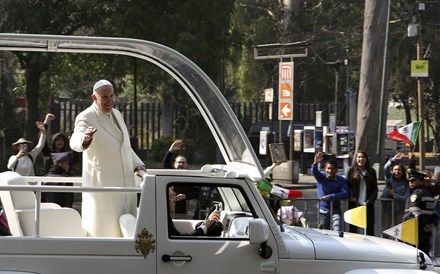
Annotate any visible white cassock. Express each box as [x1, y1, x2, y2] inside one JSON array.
[[70, 102, 143, 237]]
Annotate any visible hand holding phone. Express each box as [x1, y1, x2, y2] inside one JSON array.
[[214, 203, 222, 212]]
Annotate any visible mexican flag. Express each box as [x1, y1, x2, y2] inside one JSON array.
[[386, 121, 421, 147], [258, 179, 302, 199]]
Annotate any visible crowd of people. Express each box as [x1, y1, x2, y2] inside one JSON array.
[[310, 150, 440, 258], [2, 78, 440, 256]]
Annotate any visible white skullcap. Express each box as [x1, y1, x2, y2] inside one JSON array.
[[93, 79, 113, 92]]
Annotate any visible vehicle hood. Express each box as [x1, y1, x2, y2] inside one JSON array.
[[281, 226, 431, 265]]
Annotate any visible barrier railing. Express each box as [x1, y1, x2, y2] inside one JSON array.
[[265, 196, 403, 235]]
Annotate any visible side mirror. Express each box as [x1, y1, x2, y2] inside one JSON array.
[[249, 219, 269, 245]]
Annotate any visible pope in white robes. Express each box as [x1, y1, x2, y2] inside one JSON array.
[[70, 79, 145, 237]]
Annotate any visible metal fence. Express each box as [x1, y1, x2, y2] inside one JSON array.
[[52, 98, 330, 153], [267, 197, 405, 237]]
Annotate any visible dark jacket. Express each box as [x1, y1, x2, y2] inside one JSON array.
[[346, 166, 378, 236], [163, 150, 199, 200], [163, 150, 174, 169], [346, 167, 378, 206], [42, 133, 80, 173], [403, 185, 437, 228], [43, 166, 74, 208]]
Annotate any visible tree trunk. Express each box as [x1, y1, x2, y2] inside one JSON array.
[[24, 67, 42, 143], [282, 0, 304, 42], [356, 0, 388, 164]]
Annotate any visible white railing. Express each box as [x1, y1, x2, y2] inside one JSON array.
[[0, 176, 142, 237]]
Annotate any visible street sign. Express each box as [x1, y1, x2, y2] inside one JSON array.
[[278, 62, 294, 120], [411, 60, 429, 77], [264, 88, 274, 102]]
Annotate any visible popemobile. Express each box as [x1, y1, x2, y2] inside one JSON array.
[[0, 33, 436, 274]]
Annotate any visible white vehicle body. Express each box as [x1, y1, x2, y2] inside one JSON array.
[[0, 33, 436, 274]]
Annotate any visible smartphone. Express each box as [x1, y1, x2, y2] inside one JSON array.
[[212, 202, 222, 212]]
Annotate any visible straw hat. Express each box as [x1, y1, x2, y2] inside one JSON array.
[[12, 138, 33, 146]]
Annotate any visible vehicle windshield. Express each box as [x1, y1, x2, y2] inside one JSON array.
[[0, 33, 264, 179]]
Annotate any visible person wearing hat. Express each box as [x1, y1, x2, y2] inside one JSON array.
[[7, 120, 47, 176], [69, 79, 146, 237], [42, 152, 74, 208], [403, 169, 437, 257]]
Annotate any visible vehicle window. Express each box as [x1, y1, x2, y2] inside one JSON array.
[[167, 183, 254, 239]]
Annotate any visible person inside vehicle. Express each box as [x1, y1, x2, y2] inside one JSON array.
[[168, 186, 222, 236]]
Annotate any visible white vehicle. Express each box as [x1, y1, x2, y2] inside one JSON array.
[[0, 33, 436, 274]]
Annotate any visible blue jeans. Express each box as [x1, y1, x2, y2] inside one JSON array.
[[319, 209, 341, 231]]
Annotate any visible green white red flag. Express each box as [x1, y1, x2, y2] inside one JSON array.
[[257, 179, 302, 199], [386, 121, 421, 147]]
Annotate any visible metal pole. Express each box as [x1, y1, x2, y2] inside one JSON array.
[[334, 71, 339, 124], [133, 59, 139, 152], [377, 0, 391, 175], [417, 40, 425, 170]]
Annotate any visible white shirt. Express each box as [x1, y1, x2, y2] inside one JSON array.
[[358, 170, 367, 204]]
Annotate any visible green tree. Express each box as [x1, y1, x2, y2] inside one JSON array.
[[0, 0, 109, 141]]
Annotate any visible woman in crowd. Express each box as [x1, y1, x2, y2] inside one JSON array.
[[380, 152, 409, 237], [346, 150, 378, 236]]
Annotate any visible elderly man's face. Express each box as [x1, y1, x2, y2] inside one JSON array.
[[174, 156, 188, 169], [92, 85, 115, 113]]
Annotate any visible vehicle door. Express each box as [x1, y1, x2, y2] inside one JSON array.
[[0, 175, 157, 274], [155, 175, 279, 274]]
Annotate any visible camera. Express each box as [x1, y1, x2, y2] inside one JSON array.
[[19, 144, 28, 152]]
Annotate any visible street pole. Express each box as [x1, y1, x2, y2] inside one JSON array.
[[377, 0, 391, 177], [417, 39, 425, 170], [334, 70, 339, 125]]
